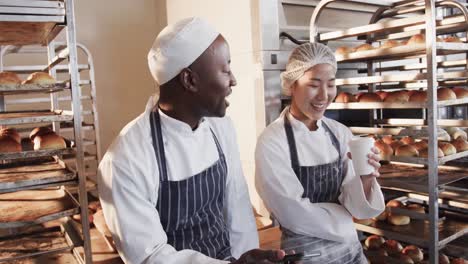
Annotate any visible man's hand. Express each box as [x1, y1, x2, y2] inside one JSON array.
[[231, 249, 299, 264]]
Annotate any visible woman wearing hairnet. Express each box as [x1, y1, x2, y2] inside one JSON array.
[[255, 43, 385, 263]]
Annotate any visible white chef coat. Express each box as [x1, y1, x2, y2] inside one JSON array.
[[255, 107, 385, 243], [98, 95, 258, 264]]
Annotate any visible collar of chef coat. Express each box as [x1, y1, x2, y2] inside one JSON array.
[[280, 106, 324, 135], [144, 95, 209, 144]]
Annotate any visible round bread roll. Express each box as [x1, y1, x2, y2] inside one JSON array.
[[402, 245, 424, 262], [22, 72, 55, 85], [444, 36, 462, 43], [452, 87, 468, 99], [400, 254, 415, 264], [388, 214, 411, 225], [0, 72, 22, 85], [387, 200, 404, 208], [29, 126, 53, 140], [382, 239, 403, 256], [0, 135, 22, 153], [406, 204, 425, 214], [335, 46, 353, 55], [395, 144, 419, 157], [407, 34, 425, 45], [365, 235, 385, 250], [452, 129, 468, 141], [418, 147, 445, 158], [359, 93, 382, 102], [440, 254, 450, 264], [438, 142, 457, 156], [437, 88, 457, 101], [353, 217, 373, 226], [375, 140, 393, 160], [0, 128, 21, 144], [451, 258, 468, 264], [384, 91, 410, 103], [400, 136, 415, 145], [409, 90, 427, 102], [411, 140, 428, 151], [382, 135, 393, 145], [93, 209, 112, 237], [381, 40, 400, 49], [376, 91, 389, 100], [451, 138, 468, 152], [354, 43, 374, 52], [335, 92, 356, 103], [33, 133, 66, 150], [390, 140, 405, 153], [373, 210, 387, 221]]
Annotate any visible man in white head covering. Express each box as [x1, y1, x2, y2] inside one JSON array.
[[98, 17, 292, 264]]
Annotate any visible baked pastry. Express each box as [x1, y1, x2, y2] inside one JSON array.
[[452, 87, 468, 99], [93, 209, 112, 237], [400, 136, 415, 145], [384, 91, 410, 103], [406, 204, 425, 214], [29, 126, 53, 140], [437, 88, 457, 101], [22, 72, 55, 85], [409, 90, 427, 102], [444, 36, 462, 43], [407, 34, 425, 45], [0, 127, 21, 144], [382, 135, 393, 145], [354, 43, 374, 52], [402, 245, 424, 262], [419, 147, 445, 158], [0, 72, 21, 85], [376, 91, 389, 101], [438, 142, 457, 156], [451, 258, 468, 264], [358, 93, 382, 102], [33, 133, 66, 150], [451, 138, 468, 152], [0, 135, 21, 153], [390, 140, 405, 152], [375, 140, 393, 160], [395, 144, 419, 157], [411, 140, 428, 151], [335, 46, 353, 55], [387, 200, 404, 208], [381, 40, 400, 49], [335, 92, 356, 103], [364, 235, 385, 250], [373, 210, 387, 221], [382, 239, 403, 256], [388, 213, 411, 225]]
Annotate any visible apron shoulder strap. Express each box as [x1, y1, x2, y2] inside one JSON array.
[[150, 107, 169, 181], [283, 114, 300, 168]]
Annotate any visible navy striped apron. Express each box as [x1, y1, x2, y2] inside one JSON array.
[[280, 114, 366, 264], [150, 108, 233, 261]]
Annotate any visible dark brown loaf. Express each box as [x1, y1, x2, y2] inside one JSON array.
[[384, 91, 410, 103], [0, 135, 21, 153], [451, 138, 468, 152], [406, 204, 425, 214], [0, 127, 21, 143], [29, 126, 53, 140], [451, 258, 468, 264], [382, 239, 403, 256], [437, 88, 457, 101], [439, 254, 450, 264], [452, 87, 468, 99], [33, 133, 66, 150], [395, 144, 419, 157], [364, 235, 385, 250], [402, 245, 424, 262], [409, 90, 427, 102]]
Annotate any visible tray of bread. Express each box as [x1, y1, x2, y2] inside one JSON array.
[[0, 109, 73, 126], [0, 126, 74, 161], [334, 34, 468, 63], [0, 71, 67, 95], [0, 187, 79, 229], [0, 157, 76, 193], [330, 87, 468, 109]]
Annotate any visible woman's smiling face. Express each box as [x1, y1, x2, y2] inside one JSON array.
[[290, 63, 337, 122]]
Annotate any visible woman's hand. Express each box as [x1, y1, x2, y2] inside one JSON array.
[[347, 147, 381, 178]]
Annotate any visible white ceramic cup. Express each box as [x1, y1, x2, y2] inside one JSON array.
[[348, 137, 375, 176]]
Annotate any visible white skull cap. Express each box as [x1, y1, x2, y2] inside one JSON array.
[[280, 42, 337, 96], [148, 17, 220, 86]]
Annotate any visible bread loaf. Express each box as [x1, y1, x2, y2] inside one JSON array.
[[381, 40, 400, 49], [22, 72, 55, 85], [374, 140, 393, 160], [444, 36, 462, 43], [438, 142, 457, 156], [0, 135, 21, 153], [376, 91, 389, 101], [419, 147, 445, 158], [29, 126, 53, 140], [407, 34, 425, 45], [354, 43, 374, 52], [335, 92, 356, 103], [400, 136, 415, 145], [411, 140, 428, 151], [437, 88, 457, 101], [382, 135, 393, 145], [440, 254, 450, 264], [365, 235, 385, 250], [406, 204, 425, 214], [395, 144, 419, 157], [399, 254, 415, 264], [388, 213, 411, 225], [452, 87, 468, 99], [0, 72, 21, 85], [384, 91, 410, 103], [0, 127, 21, 144], [33, 133, 66, 150], [373, 210, 387, 221], [409, 90, 427, 102], [382, 239, 403, 256], [451, 138, 468, 152], [358, 93, 382, 102], [390, 140, 405, 152], [335, 46, 353, 55], [451, 258, 468, 264]]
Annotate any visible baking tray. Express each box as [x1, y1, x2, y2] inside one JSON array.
[[0, 82, 68, 95], [0, 158, 76, 193], [0, 188, 79, 229], [0, 110, 73, 125]]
